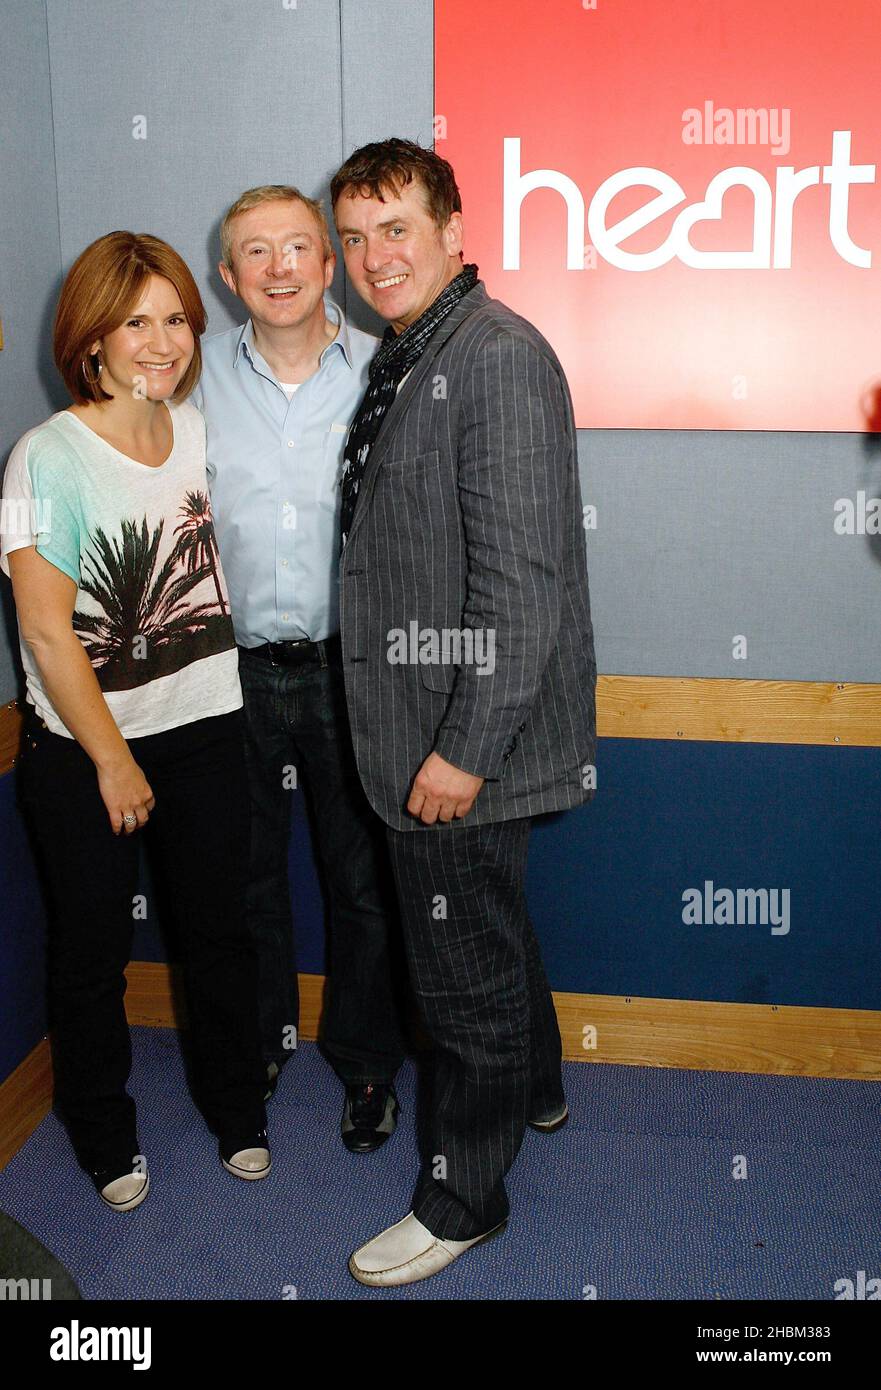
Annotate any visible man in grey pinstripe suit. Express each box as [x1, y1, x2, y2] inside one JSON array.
[[331, 140, 597, 1286]]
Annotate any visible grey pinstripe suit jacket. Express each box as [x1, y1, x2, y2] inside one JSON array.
[[339, 280, 597, 832]]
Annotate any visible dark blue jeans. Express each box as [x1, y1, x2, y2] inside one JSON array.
[[238, 644, 406, 1086]]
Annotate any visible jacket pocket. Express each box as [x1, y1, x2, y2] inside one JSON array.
[[418, 661, 458, 693], [380, 448, 441, 475]]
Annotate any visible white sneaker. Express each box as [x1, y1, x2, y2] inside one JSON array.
[[348, 1211, 506, 1287], [220, 1128, 272, 1180], [221, 1144, 271, 1180], [95, 1170, 150, 1212]]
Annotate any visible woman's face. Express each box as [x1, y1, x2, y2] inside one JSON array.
[[90, 274, 194, 402]]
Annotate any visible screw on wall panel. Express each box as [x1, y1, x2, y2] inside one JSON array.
[[834, 736, 841, 743]]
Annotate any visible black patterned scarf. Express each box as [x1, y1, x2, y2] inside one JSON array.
[[339, 262, 479, 546]]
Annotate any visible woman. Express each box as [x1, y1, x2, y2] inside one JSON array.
[[1, 232, 269, 1210]]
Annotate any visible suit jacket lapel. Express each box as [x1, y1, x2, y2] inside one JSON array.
[[343, 282, 488, 548]]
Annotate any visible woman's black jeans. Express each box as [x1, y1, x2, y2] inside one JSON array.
[[18, 705, 266, 1175]]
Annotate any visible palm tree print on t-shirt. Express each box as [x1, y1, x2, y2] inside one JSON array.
[[72, 490, 235, 692], [174, 489, 229, 616]]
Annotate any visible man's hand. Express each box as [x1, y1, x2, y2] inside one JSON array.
[[407, 752, 485, 825]]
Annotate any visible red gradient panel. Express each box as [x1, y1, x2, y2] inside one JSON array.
[[435, 0, 881, 430]]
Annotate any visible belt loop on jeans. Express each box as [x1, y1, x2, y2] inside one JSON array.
[[317, 631, 342, 669]]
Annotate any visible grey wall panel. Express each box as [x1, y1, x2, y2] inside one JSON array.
[[338, 0, 435, 336], [580, 429, 881, 681], [46, 0, 346, 330], [0, 0, 64, 703], [339, 0, 435, 160]]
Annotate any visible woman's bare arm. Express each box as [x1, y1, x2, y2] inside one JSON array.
[[8, 545, 155, 834]]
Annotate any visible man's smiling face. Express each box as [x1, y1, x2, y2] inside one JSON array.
[[334, 177, 463, 333], [220, 198, 334, 332]]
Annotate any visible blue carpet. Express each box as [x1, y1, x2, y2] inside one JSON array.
[[0, 1029, 878, 1300]]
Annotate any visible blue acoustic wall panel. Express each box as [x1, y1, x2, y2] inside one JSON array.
[[528, 738, 881, 1010], [0, 772, 48, 1080]]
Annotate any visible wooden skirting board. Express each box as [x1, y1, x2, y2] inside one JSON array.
[[2, 677, 881, 777], [0, 701, 23, 778], [123, 964, 881, 1080], [3, 963, 878, 1171]]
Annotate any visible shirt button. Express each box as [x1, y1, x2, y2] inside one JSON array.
[[281, 559, 288, 567], [282, 613, 289, 621], [287, 440, 294, 448]]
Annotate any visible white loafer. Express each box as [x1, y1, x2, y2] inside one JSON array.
[[528, 1103, 569, 1133], [348, 1211, 506, 1287]]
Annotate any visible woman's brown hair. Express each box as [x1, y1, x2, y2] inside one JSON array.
[[54, 231, 207, 405]]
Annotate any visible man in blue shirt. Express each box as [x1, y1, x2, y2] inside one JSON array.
[[193, 185, 406, 1152]]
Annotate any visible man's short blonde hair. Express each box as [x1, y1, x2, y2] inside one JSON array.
[[220, 185, 334, 269]]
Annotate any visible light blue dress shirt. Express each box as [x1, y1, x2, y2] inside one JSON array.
[[192, 298, 379, 645]]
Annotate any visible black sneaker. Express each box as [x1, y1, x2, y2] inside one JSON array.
[[341, 1084, 399, 1154]]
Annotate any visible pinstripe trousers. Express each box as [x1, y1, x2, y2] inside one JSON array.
[[386, 816, 565, 1240]]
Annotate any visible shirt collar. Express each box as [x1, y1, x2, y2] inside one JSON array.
[[232, 296, 354, 371]]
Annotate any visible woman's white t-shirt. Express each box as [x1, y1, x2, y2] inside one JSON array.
[[0, 398, 242, 739]]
